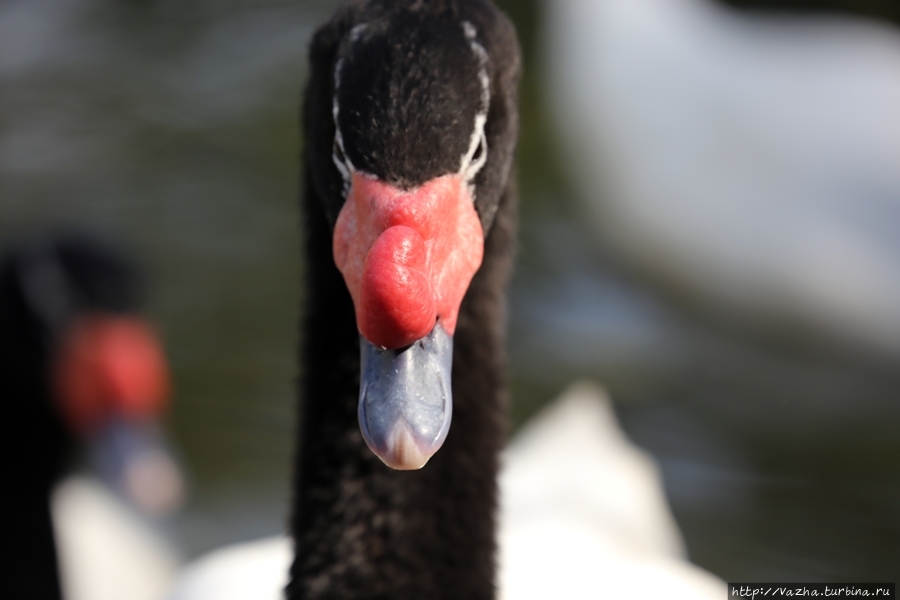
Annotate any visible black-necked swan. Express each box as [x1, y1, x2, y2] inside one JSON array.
[[290, 1, 518, 597], [167, 1, 724, 598], [0, 232, 181, 600]]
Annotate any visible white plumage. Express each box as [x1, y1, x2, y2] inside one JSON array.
[[167, 382, 724, 600], [52, 476, 180, 600]]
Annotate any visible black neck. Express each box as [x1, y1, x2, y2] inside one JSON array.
[[0, 486, 64, 600], [0, 266, 66, 600], [288, 170, 517, 600]]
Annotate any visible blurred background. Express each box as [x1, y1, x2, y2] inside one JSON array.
[[2, 0, 898, 585]]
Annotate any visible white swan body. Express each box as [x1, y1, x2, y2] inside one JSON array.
[[167, 382, 724, 600], [497, 382, 723, 600], [168, 537, 290, 600], [546, 0, 900, 354], [52, 476, 180, 600]]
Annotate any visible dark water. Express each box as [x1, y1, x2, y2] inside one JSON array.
[[2, 0, 898, 582]]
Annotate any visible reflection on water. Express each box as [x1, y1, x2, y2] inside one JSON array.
[[1, 0, 898, 581]]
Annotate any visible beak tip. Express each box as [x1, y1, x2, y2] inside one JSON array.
[[123, 448, 186, 516], [371, 422, 435, 470]]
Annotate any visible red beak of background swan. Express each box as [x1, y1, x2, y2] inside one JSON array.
[[333, 172, 484, 469], [52, 315, 183, 515], [53, 315, 170, 432]]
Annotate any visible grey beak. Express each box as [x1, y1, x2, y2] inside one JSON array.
[[90, 418, 185, 516], [358, 324, 453, 470]]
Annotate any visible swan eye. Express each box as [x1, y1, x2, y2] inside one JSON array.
[[333, 138, 346, 166], [461, 118, 488, 184], [332, 135, 353, 195], [470, 137, 484, 164]]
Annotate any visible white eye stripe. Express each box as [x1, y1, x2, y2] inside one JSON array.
[[332, 51, 355, 197], [332, 127, 354, 197], [332, 102, 355, 197], [349, 23, 367, 43], [459, 21, 491, 190], [462, 21, 490, 113], [461, 113, 488, 182], [331, 23, 370, 197]]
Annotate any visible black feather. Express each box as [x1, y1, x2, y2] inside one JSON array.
[[290, 1, 520, 598]]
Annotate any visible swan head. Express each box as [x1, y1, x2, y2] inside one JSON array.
[[306, 2, 519, 469], [5, 233, 184, 515]]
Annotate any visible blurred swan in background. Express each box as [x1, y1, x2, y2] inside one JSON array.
[[0, 232, 182, 600], [496, 381, 724, 599], [545, 0, 900, 355], [168, 382, 724, 600]]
